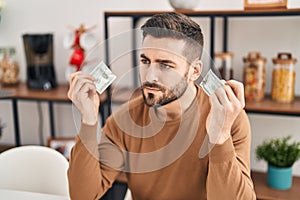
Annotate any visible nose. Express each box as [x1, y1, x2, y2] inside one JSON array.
[[145, 63, 159, 82]]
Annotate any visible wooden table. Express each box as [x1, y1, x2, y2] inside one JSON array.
[[0, 83, 106, 146], [252, 171, 300, 200]]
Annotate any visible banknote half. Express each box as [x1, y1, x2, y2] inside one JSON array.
[[86, 61, 116, 94], [199, 69, 224, 96]]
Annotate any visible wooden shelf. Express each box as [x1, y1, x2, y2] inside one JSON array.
[[105, 8, 300, 17], [245, 96, 300, 116], [252, 171, 300, 200], [109, 86, 300, 116]]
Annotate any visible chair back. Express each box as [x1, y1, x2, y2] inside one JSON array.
[[124, 189, 132, 200], [0, 145, 69, 196]]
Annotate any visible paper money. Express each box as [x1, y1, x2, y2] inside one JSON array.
[[87, 61, 116, 94], [199, 69, 224, 96]]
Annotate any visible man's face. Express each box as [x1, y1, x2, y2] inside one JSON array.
[[139, 35, 192, 107]]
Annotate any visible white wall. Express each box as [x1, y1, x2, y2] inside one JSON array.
[[1, 0, 300, 176]]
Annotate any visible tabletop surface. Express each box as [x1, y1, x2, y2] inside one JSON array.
[[0, 189, 70, 200], [0, 83, 70, 101], [252, 171, 300, 200], [0, 83, 107, 102]]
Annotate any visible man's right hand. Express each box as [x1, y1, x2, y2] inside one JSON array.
[[68, 71, 100, 125]]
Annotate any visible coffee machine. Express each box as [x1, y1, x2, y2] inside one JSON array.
[[23, 34, 57, 90]]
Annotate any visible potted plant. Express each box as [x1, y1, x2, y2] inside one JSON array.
[[256, 135, 300, 190]]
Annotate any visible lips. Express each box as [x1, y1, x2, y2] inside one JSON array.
[[144, 87, 160, 93], [142, 82, 166, 93]]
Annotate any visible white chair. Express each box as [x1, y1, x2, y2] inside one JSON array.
[[0, 145, 69, 197], [124, 188, 132, 200]]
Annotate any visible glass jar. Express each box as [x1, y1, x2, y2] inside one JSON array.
[[271, 53, 297, 103], [0, 47, 19, 86], [243, 52, 266, 101], [214, 52, 234, 81]]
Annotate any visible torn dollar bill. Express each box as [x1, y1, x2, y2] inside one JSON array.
[[86, 61, 116, 94], [199, 69, 224, 96]]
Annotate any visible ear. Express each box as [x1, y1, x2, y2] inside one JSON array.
[[189, 60, 202, 82]]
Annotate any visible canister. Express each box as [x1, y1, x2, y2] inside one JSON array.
[[214, 52, 234, 81], [271, 53, 297, 103], [243, 52, 266, 101], [0, 47, 19, 86]]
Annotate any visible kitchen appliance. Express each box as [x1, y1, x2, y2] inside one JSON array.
[[23, 34, 57, 90]]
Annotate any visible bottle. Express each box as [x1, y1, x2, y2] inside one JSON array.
[[271, 53, 297, 103], [243, 52, 266, 101], [214, 52, 234, 81], [0, 47, 20, 86]]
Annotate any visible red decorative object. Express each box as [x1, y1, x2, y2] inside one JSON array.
[[69, 49, 84, 71], [65, 24, 96, 71]]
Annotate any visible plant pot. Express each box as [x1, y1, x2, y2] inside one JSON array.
[[267, 164, 292, 190]]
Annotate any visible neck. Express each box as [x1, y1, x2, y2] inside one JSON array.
[[155, 83, 197, 121]]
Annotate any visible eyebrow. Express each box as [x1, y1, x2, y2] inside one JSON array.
[[140, 53, 177, 65]]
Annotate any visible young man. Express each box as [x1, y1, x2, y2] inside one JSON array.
[[67, 12, 256, 200]]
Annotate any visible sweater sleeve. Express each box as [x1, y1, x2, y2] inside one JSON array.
[[67, 123, 123, 200], [206, 110, 256, 200]]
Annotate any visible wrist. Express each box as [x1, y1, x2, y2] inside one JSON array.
[[82, 114, 98, 126], [209, 137, 235, 163], [208, 130, 230, 145]]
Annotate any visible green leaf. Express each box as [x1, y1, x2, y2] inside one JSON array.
[[256, 135, 300, 168]]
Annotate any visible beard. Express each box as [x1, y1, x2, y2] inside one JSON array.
[[141, 73, 189, 107]]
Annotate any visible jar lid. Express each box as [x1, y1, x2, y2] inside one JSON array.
[[214, 52, 234, 59], [272, 53, 297, 65], [243, 52, 266, 63]]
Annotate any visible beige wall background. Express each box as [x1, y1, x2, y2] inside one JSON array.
[[1, 0, 300, 175]]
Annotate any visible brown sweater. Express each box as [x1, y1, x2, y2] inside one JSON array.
[[68, 86, 256, 200]]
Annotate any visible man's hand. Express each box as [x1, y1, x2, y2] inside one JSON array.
[[68, 71, 100, 125], [206, 80, 245, 144]]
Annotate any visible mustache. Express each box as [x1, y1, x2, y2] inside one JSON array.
[[142, 82, 166, 91]]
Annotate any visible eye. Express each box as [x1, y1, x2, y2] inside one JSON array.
[[140, 58, 149, 65], [160, 63, 172, 69]]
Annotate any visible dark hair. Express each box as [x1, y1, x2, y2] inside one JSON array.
[[141, 12, 204, 62]]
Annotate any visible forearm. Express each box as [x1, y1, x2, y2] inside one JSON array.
[[68, 124, 119, 200], [68, 136, 104, 200], [207, 138, 256, 200]]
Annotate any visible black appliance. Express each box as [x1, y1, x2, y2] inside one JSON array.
[[23, 34, 57, 90]]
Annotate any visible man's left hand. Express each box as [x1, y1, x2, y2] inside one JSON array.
[[206, 80, 245, 144]]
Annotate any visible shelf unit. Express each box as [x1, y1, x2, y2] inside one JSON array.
[[103, 8, 300, 121], [252, 171, 300, 200], [0, 83, 107, 146]]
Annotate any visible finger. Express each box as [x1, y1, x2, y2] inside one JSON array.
[[69, 78, 95, 101], [68, 73, 81, 99], [79, 81, 97, 99], [225, 80, 245, 107], [69, 71, 82, 85], [223, 84, 238, 103], [209, 92, 221, 107], [69, 72, 95, 87], [69, 73, 95, 94], [75, 82, 97, 107], [73, 78, 95, 97], [214, 86, 230, 105]]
